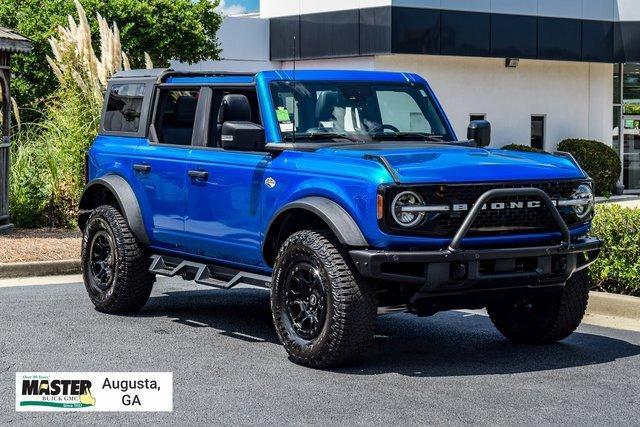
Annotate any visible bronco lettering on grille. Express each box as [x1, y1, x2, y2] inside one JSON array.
[[452, 200, 544, 212]]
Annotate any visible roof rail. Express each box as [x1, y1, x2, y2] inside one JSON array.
[[160, 69, 256, 82], [111, 68, 169, 79], [111, 68, 257, 83]]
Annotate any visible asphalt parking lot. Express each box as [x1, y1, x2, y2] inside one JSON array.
[[2, 277, 639, 425]]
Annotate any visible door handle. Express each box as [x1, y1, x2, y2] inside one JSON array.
[[133, 163, 151, 173], [188, 170, 210, 180]]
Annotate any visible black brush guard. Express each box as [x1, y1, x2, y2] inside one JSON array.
[[350, 188, 602, 306]]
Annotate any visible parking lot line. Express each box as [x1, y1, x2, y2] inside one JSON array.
[[0, 274, 82, 288]]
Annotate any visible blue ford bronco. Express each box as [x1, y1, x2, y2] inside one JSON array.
[[79, 69, 602, 367]]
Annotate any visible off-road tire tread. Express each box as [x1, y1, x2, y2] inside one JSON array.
[[271, 230, 376, 368], [487, 270, 590, 344], [82, 205, 155, 313]]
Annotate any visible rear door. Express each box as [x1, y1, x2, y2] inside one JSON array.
[[184, 87, 270, 268], [133, 86, 201, 250]]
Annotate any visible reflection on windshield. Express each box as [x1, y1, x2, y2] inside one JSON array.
[[270, 81, 453, 142]]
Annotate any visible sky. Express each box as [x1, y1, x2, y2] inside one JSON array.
[[216, 0, 260, 15]]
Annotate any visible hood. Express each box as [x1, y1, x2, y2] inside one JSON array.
[[315, 143, 586, 184]]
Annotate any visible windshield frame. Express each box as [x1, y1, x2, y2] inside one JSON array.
[[268, 80, 456, 144]]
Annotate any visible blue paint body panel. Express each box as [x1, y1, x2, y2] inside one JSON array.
[[87, 70, 592, 275]]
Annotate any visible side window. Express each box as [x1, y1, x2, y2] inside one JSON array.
[[376, 90, 432, 133], [155, 89, 200, 146], [210, 89, 260, 148], [104, 83, 146, 133]]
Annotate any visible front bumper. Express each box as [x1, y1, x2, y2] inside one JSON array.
[[350, 236, 601, 287], [350, 187, 602, 312]]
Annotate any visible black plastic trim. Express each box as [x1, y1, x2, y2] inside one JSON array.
[[79, 175, 149, 245], [192, 86, 213, 147], [350, 237, 601, 285], [363, 154, 401, 184], [266, 196, 369, 248]]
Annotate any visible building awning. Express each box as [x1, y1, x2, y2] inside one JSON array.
[[0, 27, 32, 54]]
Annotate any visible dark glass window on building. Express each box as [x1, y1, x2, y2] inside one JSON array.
[[470, 114, 485, 122], [614, 63, 622, 105], [531, 116, 545, 150], [623, 63, 640, 114]]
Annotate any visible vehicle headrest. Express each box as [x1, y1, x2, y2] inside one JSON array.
[[175, 95, 198, 125], [316, 91, 340, 121], [217, 94, 252, 123]]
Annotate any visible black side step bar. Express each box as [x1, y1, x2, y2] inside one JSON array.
[[149, 254, 271, 289]]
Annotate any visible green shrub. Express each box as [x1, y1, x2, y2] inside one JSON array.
[[557, 139, 621, 196], [9, 130, 49, 228], [9, 3, 135, 228], [10, 82, 99, 228], [625, 104, 640, 115], [589, 204, 640, 297], [501, 144, 549, 154]]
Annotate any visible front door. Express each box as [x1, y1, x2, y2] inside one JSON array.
[[184, 88, 270, 268], [186, 150, 269, 267]]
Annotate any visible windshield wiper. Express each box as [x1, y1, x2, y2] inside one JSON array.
[[370, 132, 444, 142], [284, 132, 360, 143]]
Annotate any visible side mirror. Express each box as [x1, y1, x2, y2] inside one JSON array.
[[221, 121, 265, 152], [467, 120, 491, 147]]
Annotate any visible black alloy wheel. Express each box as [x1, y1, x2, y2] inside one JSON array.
[[283, 260, 328, 340], [88, 229, 116, 291]]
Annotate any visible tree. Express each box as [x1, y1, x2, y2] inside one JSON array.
[[0, 0, 222, 119]]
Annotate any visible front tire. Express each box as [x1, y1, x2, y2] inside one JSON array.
[[271, 230, 376, 368], [81, 205, 155, 313], [487, 270, 590, 344]]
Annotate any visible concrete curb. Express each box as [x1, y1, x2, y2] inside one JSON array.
[[0, 260, 638, 321], [0, 259, 81, 279], [587, 291, 640, 321]]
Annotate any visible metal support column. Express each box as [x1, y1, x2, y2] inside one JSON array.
[[0, 53, 13, 233]]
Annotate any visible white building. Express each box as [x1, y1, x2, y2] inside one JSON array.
[[174, 0, 640, 189]]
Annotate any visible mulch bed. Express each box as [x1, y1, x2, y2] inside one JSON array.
[[0, 228, 81, 263]]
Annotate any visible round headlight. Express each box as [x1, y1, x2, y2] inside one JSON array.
[[571, 184, 594, 219], [391, 191, 426, 228]]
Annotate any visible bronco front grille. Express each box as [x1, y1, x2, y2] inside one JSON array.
[[381, 180, 589, 238]]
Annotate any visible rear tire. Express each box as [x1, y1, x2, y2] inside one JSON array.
[[81, 205, 155, 313], [271, 230, 376, 368], [487, 270, 590, 344]]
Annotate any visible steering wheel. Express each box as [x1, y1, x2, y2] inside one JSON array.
[[305, 126, 334, 134], [371, 124, 400, 133]]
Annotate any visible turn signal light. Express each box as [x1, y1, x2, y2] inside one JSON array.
[[377, 194, 384, 220]]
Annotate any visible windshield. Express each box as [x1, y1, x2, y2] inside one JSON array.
[[270, 81, 454, 142]]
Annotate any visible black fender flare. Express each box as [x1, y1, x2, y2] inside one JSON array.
[[265, 196, 369, 251], [78, 175, 150, 245]]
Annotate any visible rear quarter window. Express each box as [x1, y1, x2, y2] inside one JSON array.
[[103, 83, 146, 133]]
